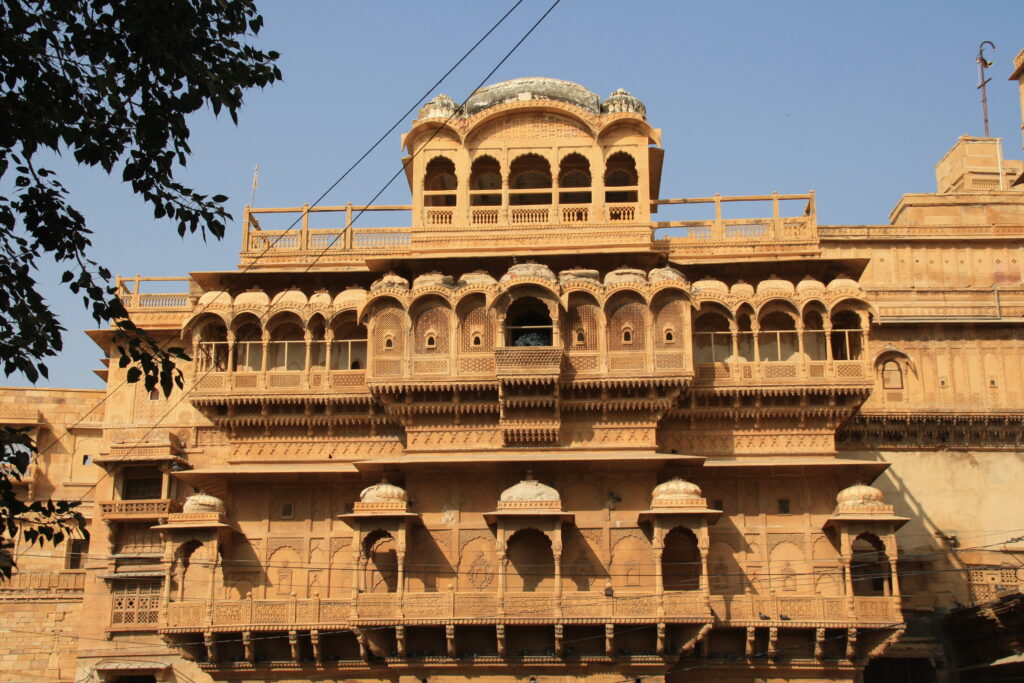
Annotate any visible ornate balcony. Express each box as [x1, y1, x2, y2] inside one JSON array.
[[493, 347, 563, 378], [99, 499, 181, 521], [161, 592, 899, 633], [693, 360, 872, 388]]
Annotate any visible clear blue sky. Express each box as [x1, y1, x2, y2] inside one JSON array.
[[12, 0, 1024, 390]]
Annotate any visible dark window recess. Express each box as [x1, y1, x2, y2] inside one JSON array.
[[777, 498, 791, 514], [123, 476, 162, 500], [281, 503, 294, 519], [68, 538, 88, 569], [711, 499, 724, 511]]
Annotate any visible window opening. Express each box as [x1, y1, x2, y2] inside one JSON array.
[[148, 389, 160, 401], [67, 538, 88, 570], [505, 297, 553, 346], [664, 328, 674, 343], [622, 328, 633, 344], [281, 503, 294, 519], [777, 498, 791, 514], [881, 360, 903, 389]]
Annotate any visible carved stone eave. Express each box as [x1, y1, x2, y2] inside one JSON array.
[[824, 511, 909, 531], [483, 510, 574, 525], [638, 505, 723, 526]]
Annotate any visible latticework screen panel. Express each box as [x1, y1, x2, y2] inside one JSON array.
[[607, 296, 647, 350], [371, 306, 405, 357], [110, 581, 160, 626], [414, 305, 451, 354], [567, 300, 599, 351], [459, 299, 494, 352], [654, 298, 686, 349]]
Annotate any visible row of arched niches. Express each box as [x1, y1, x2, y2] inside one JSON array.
[[187, 264, 873, 380]]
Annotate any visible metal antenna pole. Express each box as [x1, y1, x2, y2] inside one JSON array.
[[977, 41, 996, 137]]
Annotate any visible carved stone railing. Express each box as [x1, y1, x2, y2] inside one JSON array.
[[162, 592, 899, 631], [99, 499, 180, 520], [693, 360, 871, 387], [192, 370, 368, 396], [494, 347, 563, 377], [712, 594, 901, 625], [0, 570, 86, 596], [115, 276, 194, 314]]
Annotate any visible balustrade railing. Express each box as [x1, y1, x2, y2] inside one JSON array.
[[162, 591, 898, 630], [99, 499, 180, 519], [0, 570, 85, 595], [694, 359, 870, 385]]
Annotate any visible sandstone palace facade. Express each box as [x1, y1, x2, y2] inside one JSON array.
[[4, 54, 1024, 683]]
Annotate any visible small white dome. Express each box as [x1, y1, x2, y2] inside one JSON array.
[[827, 274, 860, 292], [558, 268, 601, 285], [233, 287, 270, 308], [500, 262, 557, 284], [796, 276, 825, 297], [836, 483, 886, 510], [729, 280, 755, 298], [692, 277, 729, 296], [458, 271, 498, 287], [756, 275, 795, 296], [183, 492, 225, 515], [499, 477, 561, 505], [198, 290, 231, 307], [652, 478, 703, 507], [360, 479, 409, 504], [271, 288, 308, 307], [371, 273, 410, 292], [412, 272, 455, 289], [333, 286, 367, 308], [309, 289, 333, 307], [648, 266, 687, 285], [604, 267, 646, 286]]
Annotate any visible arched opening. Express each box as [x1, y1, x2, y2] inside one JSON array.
[[831, 310, 864, 360], [371, 302, 405, 359], [193, 316, 228, 372], [758, 310, 798, 362], [662, 527, 702, 591], [308, 315, 327, 368], [736, 309, 755, 361], [509, 154, 552, 206], [607, 292, 647, 351], [693, 310, 731, 363], [882, 360, 904, 389], [458, 295, 493, 352], [267, 313, 306, 371], [505, 297, 553, 346], [506, 528, 554, 592], [423, 156, 457, 207], [802, 308, 827, 361], [559, 153, 591, 204], [174, 540, 213, 601], [604, 151, 638, 203], [565, 294, 600, 352], [851, 534, 891, 596], [330, 312, 368, 370], [413, 297, 451, 354], [232, 315, 263, 372], [364, 531, 399, 593], [470, 155, 502, 207]]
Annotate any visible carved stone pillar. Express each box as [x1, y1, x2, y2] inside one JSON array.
[[397, 550, 406, 595], [751, 319, 761, 362]]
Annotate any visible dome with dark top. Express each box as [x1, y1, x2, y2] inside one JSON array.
[[360, 479, 409, 505], [464, 78, 603, 116], [601, 88, 647, 116], [418, 93, 459, 120]]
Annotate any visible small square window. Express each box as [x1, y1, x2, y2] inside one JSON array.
[[777, 498, 791, 514], [280, 503, 294, 519], [67, 538, 88, 570], [148, 389, 160, 401], [82, 454, 92, 466], [711, 498, 724, 511]]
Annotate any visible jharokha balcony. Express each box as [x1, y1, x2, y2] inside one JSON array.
[[98, 498, 181, 521]]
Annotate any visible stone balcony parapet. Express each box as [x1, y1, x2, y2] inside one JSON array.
[[160, 591, 900, 632], [0, 569, 86, 597], [693, 360, 872, 387], [494, 347, 563, 377], [99, 498, 181, 520]]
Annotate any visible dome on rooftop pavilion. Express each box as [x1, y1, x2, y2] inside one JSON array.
[[418, 93, 459, 120], [651, 478, 703, 508], [601, 88, 647, 116], [464, 78, 602, 116], [835, 483, 886, 510], [498, 475, 561, 511]]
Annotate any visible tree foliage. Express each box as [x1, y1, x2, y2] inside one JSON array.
[[0, 0, 280, 566]]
